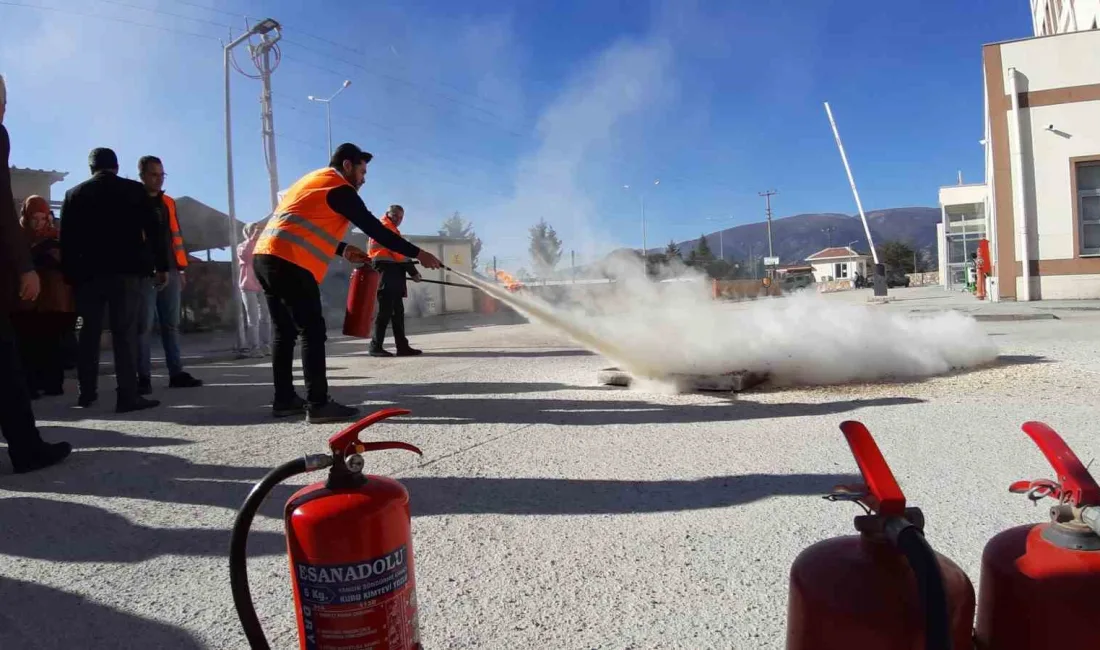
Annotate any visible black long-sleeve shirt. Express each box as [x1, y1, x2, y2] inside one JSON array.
[[59, 172, 169, 282], [0, 125, 32, 314], [325, 185, 420, 260]]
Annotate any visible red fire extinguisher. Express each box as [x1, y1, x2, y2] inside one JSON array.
[[230, 407, 424, 650], [786, 421, 975, 650], [974, 421, 1100, 649], [343, 263, 380, 338]]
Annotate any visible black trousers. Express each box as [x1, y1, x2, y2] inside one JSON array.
[[75, 275, 145, 402], [253, 254, 329, 405], [371, 290, 409, 350], [0, 309, 46, 460], [12, 312, 77, 394]]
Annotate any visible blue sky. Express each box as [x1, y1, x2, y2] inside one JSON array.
[[2, 0, 1032, 269]]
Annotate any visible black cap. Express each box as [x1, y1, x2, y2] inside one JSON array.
[[329, 142, 373, 168], [89, 147, 119, 171]]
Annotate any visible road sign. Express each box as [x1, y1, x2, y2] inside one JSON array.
[[764, 256, 780, 267]]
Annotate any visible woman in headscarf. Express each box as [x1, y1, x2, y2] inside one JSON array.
[[13, 196, 76, 398]]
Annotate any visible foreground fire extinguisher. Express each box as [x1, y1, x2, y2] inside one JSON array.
[[974, 421, 1100, 649], [786, 421, 975, 650], [343, 263, 381, 338], [230, 408, 423, 650]]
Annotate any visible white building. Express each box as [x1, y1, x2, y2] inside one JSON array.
[[1031, 0, 1100, 36], [938, 1, 1100, 300], [805, 246, 870, 282]]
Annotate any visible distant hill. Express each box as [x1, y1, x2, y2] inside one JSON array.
[[673, 207, 941, 265]]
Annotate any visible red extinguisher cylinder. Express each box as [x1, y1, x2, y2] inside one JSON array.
[[974, 422, 1100, 649], [343, 264, 380, 338], [286, 475, 420, 650], [785, 421, 975, 650], [229, 408, 423, 650]]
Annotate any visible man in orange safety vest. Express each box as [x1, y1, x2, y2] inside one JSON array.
[[253, 143, 442, 424], [136, 155, 203, 396], [368, 204, 423, 357]]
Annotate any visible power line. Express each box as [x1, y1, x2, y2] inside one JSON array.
[[92, 0, 233, 30], [1, 0, 222, 41], [279, 39, 518, 128]]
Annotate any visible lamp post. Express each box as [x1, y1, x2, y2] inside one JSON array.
[[623, 179, 660, 273], [706, 215, 736, 261], [307, 79, 351, 159], [225, 17, 280, 351]]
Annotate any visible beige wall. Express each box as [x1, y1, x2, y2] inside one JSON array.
[[1002, 30, 1100, 91], [984, 28, 1100, 300]]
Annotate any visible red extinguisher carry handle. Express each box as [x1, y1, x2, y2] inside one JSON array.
[[328, 408, 422, 456], [1012, 421, 1100, 507], [834, 421, 907, 517]]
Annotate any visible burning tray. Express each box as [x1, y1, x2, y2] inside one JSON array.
[[597, 367, 768, 392]]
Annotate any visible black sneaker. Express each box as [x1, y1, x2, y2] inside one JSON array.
[[369, 348, 393, 358], [11, 441, 72, 474], [116, 396, 161, 414], [137, 377, 153, 396], [307, 400, 359, 425], [169, 372, 203, 388], [272, 395, 307, 418], [395, 347, 422, 357], [78, 392, 98, 408]]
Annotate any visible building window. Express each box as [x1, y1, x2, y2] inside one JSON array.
[[1078, 161, 1100, 256], [834, 262, 849, 279]]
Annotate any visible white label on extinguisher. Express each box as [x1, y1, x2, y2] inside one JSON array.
[[296, 545, 419, 650]]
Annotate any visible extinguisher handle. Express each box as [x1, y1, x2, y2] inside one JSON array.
[[328, 408, 414, 454], [1017, 421, 1100, 507], [837, 421, 907, 517]]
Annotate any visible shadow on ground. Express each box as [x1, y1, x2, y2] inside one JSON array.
[[0, 496, 285, 562], [404, 473, 861, 516], [0, 577, 205, 650]]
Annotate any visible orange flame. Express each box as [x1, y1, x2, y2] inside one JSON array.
[[495, 270, 524, 292]]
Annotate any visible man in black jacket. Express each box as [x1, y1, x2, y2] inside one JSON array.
[[60, 147, 169, 413], [0, 73, 72, 473]]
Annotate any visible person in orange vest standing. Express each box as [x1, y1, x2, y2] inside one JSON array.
[[368, 204, 423, 357], [253, 143, 442, 424], [136, 155, 203, 395]]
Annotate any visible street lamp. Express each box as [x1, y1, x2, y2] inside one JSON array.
[[225, 17, 281, 351], [307, 79, 351, 159], [623, 179, 660, 270], [706, 215, 736, 261]]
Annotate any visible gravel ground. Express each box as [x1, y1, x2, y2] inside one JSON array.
[[2, 287, 1098, 649]]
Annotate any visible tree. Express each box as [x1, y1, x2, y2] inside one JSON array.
[[877, 240, 917, 273], [665, 240, 682, 261], [687, 234, 715, 266], [438, 212, 483, 270], [528, 218, 563, 276]]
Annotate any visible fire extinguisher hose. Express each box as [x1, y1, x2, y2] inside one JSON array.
[[230, 454, 332, 650], [891, 522, 953, 650]]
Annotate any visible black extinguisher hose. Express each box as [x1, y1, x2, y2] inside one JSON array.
[[229, 455, 331, 650], [892, 523, 953, 650]]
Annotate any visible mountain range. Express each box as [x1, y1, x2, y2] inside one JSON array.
[[671, 207, 941, 265]]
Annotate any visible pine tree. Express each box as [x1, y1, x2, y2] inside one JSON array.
[[528, 218, 563, 276], [438, 212, 483, 269], [665, 240, 681, 260]]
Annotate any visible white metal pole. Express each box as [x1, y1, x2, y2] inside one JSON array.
[[224, 44, 245, 351], [325, 101, 332, 159], [259, 37, 281, 213], [824, 101, 879, 265], [1008, 68, 1030, 301]]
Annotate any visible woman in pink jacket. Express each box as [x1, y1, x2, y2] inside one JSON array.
[[237, 221, 271, 358]]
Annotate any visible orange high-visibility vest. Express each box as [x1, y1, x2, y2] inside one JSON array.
[[162, 194, 188, 269], [368, 216, 406, 263], [254, 167, 354, 283]]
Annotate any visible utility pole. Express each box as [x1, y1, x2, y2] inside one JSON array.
[[224, 17, 280, 353], [253, 30, 283, 212], [759, 190, 777, 258]]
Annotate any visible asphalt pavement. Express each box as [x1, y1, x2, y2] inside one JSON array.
[[1, 286, 1098, 649]]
